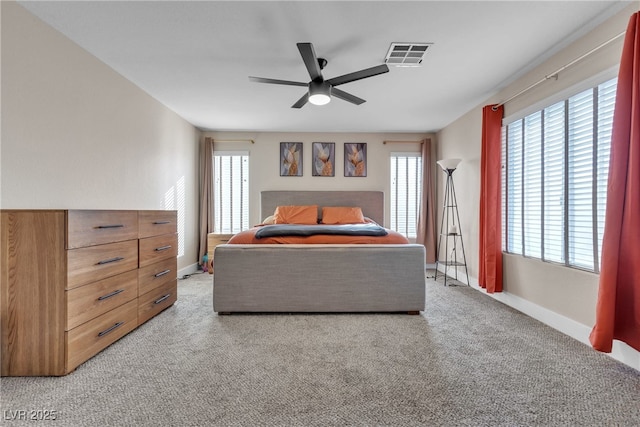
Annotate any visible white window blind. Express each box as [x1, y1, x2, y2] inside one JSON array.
[[543, 101, 565, 263], [503, 77, 616, 272], [506, 121, 523, 255], [524, 112, 543, 258], [501, 126, 507, 251], [213, 151, 249, 234], [567, 89, 595, 270], [596, 79, 616, 263], [390, 153, 422, 239]]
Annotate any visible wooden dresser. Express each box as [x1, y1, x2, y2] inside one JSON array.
[[1, 209, 178, 376]]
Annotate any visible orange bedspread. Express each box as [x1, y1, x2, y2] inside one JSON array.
[[227, 226, 410, 244]]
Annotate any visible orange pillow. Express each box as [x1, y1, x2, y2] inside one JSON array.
[[321, 206, 366, 224], [273, 205, 318, 224]]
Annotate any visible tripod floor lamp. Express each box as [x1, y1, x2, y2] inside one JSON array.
[[435, 158, 469, 286]]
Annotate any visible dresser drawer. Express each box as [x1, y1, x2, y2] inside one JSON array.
[[67, 240, 139, 289], [66, 299, 138, 372], [67, 270, 138, 330], [138, 210, 177, 239], [139, 233, 178, 268], [138, 257, 177, 296], [138, 280, 177, 325], [67, 210, 138, 249]]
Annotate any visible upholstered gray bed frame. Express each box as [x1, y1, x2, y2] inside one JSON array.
[[213, 191, 426, 313]]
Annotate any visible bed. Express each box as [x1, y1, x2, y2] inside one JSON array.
[[212, 191, 426, 314]]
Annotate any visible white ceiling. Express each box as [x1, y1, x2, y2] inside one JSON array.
[[18, 1, 630, 133]]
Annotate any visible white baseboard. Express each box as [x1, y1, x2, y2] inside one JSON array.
[[432, 265, 639, 372], [178, 262, 200, 279]]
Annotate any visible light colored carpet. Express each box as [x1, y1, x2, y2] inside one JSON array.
[[1, 272, 639, 426]]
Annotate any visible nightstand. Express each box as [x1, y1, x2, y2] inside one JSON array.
[[207, 233, 234, 273]]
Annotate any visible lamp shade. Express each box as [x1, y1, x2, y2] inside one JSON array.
[[437, 158, 461, 171], [309, 81, 331, 105]]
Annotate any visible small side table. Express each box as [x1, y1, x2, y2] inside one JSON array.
[[207, 233, 234, 274]]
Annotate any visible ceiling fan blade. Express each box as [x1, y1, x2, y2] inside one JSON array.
[[331, 88, 366, 105], [297, 42, 323, 82], [249, 76, 307, 87], [291, 93, 308, 109], [327, 64, 389, 87]]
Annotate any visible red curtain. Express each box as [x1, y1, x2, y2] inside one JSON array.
[[590, 12, 640, 353], [478, 104, 504, 293]]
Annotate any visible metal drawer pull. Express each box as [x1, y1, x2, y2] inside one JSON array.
[[154, 294, 171, 304], [154, 269, 171, 278], [96, 224, 124, 229], [97, 289, 125, 301], [153, 221, 171, 225], [98, 321, 124, 337], [154, 245, 172, 251], [97, 256, 124, 265]]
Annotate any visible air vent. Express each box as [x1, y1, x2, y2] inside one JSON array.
[[384, 43, 432, 67]]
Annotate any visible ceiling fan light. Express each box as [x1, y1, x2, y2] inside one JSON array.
[[309, 81, 331, 105], [309, 93, 331, 105]]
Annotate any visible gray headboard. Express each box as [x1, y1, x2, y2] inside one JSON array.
[[261, 191, 384, 225]]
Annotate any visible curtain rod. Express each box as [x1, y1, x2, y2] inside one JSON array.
[[492, 30, 626, 111], [214, 139, 255, 144], [383, 140, 422, 144]]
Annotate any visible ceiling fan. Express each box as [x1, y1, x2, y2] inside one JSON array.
[[249, 42, 389, 108]]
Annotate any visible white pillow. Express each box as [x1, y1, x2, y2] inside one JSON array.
[[261, 214, 276, 225]]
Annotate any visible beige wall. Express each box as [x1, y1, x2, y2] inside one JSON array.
[[1, 2, 200, 270], [203, 131, 433, 228], [436, 3, 636, 328], [436, 108, 482, 274]]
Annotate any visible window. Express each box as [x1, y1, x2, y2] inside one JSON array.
[[390, 153, 422, 239], [213, 151, 249, 234], [502, 77, 617, 272]]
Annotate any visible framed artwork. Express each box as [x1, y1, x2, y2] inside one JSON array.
[[312, 142, 335, 177], [280, 142, 303, 176], [344, 143, 367, 177]]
